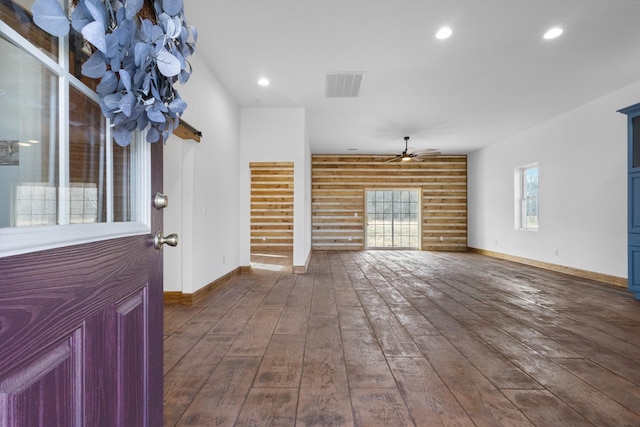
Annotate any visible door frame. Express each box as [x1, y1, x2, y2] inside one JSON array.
[[364, 187, 422, 250]]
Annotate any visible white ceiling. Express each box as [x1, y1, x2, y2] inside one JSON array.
[[186, 0, 640, 155]]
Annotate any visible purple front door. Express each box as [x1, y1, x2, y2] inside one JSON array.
[[0, 142, 164, 426]]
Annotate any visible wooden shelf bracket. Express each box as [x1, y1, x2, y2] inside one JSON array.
[[173, 119, 202, 142]]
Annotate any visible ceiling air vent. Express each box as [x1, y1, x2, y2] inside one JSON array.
[[326, 72, 365, 98]]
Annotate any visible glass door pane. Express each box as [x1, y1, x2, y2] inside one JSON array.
[[366, 189, 420, 249], [67, 86, 106, 224], [0, 35, 59, 227]]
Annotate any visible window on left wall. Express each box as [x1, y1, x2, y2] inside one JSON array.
[[0, 0, 149, 256]]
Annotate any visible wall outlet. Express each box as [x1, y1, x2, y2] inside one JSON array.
[[262, 236, 266, 241], [348, 235, 353, 241], [553, 248, 559, 256], [439, 236, 444, 242]]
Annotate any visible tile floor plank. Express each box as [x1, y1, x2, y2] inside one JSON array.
[[414, 335, 497, 392], [226, 306, 284, 357], [388, 357, 475, 427], [557, 335, 640, 385], [254, 334, 306, 388], [350, 388, 414, 427], [262, 276, 297, 306], [164, 306, 204, 336], [501, 389, 593, 427], [553, 357, 640, 414], [298, 315, 354, 427], [164, 335, 235, 426], [176, 357, 261, 427], [451, 389, 535, 427], [163, 334, 203, 375], [235, 388, 298, 427]]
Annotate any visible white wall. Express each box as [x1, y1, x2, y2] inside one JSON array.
[[163, 55, 241, 293], [468, 80, 640, 279], [239, 108, 312, 268]]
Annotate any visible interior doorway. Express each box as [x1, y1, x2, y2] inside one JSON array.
[[250, 162, 294, 253], [365, 189, 421, 249]]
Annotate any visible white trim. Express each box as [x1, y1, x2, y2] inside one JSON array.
[[106, 124, 114, 223], [0, 21, 64, 75], [128, 132, 152, 226], [58, 34, 70, 225], [0, 222, 150, 258], [69, 75, 100, 103]]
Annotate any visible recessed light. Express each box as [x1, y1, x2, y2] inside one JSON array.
[[436, 26, 452, 40], [257, 77, 270, 87], [28, 139, 40, 144], [18, 142, 31, 147], [543, 27, 563, 40]]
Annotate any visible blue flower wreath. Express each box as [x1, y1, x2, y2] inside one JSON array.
[[31, 0, 197, 146]]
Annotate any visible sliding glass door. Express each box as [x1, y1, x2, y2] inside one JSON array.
[[366, 189, 420, 249]]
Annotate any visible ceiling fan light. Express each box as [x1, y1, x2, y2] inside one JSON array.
[[401, 156, 412, 162]]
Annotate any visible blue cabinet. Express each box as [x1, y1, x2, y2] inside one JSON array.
[[619, 103, 640, 299]]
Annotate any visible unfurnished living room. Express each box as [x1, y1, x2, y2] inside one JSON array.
[[2, 0, 640, 426]]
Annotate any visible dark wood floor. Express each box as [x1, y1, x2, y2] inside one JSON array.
[[163, 250, 640, 426]]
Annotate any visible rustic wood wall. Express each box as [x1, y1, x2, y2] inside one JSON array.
[[250, 162, 294, 252], [312, 155, 467, 251]]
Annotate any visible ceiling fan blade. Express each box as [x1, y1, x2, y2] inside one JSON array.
[[384, 156, 401, 162], [414, 151, 441, 158]]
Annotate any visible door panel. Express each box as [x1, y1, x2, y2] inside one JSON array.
[[0, 333, 81, 427], [0, 142, 164, 426], [630, 173, 640, 234], [116, 289, 147, 427], [630, 246, 640, 299]]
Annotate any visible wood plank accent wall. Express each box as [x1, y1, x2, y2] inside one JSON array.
[[250, 162, 294, 252], [312, 155, 467, 251]]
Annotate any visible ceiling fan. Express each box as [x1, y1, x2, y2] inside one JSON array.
[[385, 136, 440, 162]]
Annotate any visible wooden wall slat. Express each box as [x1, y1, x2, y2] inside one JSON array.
[[312, 155, 467, 251], [250, 163, 294, 252]]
